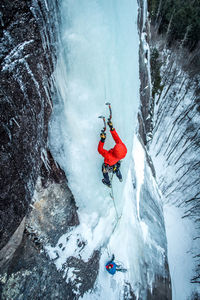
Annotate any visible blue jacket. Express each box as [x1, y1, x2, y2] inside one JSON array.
[[105, 261, 117, 275]]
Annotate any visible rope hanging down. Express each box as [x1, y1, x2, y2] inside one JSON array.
[[109, 173, 120, 221]]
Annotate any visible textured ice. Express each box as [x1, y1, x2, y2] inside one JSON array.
[[149, 40, 200, 298], [48, 0, 169, 298], [49, 0, 140, 216]]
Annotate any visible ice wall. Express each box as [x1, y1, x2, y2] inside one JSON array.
[[0, 0, 59, 250], [49, 0, 139, 216], [48, 0, 171, 298]]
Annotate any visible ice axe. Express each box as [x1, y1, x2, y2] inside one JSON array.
[[105, 102, 112, 121], [98, 115, 106, 132]]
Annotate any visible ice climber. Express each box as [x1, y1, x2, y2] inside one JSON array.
[[98, 119, 127, 188], [105, 254, 125, 275]]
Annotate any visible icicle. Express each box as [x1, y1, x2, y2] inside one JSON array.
[[41, 149, 51, 172]]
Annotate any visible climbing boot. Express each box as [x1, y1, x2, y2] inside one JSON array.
[[102, 179, 111, 188]]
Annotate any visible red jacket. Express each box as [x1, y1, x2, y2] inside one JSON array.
[[98, 129, 127, 166]]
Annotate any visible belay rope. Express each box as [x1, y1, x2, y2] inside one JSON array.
[[109, 173, 120, 221], [100, 174, 122, 251], [98, 102, 121, 241]]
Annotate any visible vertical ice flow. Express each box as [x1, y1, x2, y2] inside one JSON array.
[[49, 0, 140, 216], [132, 136, 145, 220], [47, 2, 170, 298]]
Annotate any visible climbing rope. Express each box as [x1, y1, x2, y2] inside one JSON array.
[[109, 173, 120, 221]]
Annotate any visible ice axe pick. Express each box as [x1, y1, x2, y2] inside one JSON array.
[[98, 115, 106, 132], [105, 102, 112, 120]]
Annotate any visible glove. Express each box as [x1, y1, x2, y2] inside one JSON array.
[[100, 132, 106, 142], [107, 119, 114, 131]]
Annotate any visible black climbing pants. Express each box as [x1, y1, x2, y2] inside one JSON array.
[[102, 161, 122, 184]]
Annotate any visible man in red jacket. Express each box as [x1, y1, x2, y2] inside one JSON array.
[[98, 120, 127, 188]]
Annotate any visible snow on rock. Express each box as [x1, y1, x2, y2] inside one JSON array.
[[149, 46, 200, 297], [164, 204, 200, 300]]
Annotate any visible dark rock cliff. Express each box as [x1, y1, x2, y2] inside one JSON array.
[[0, 1, 101, 298], [0, 154, 100, 299], [0, 0, 59, 250]]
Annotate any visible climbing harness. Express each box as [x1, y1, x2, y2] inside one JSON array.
[[102, 163, 117, 174]]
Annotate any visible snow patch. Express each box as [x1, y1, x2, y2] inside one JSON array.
[[164, 204, 200, 299]]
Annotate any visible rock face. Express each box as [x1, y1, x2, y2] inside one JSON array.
[[138, 0, 154, 146], [0, 0, 59, 250], [26, 150, 80, 249], [0, 138, 101, 298], [0, 217, 26, 269], [0, 234, 99, 300], [0, 1, 101, 298], [0, 153, 100, 299], [0, 235, 99, 300], [0, 234, 76, 300]]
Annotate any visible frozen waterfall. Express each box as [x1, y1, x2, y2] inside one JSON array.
[[48, 0, 168, 299], [49, 0, 139, 215]]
